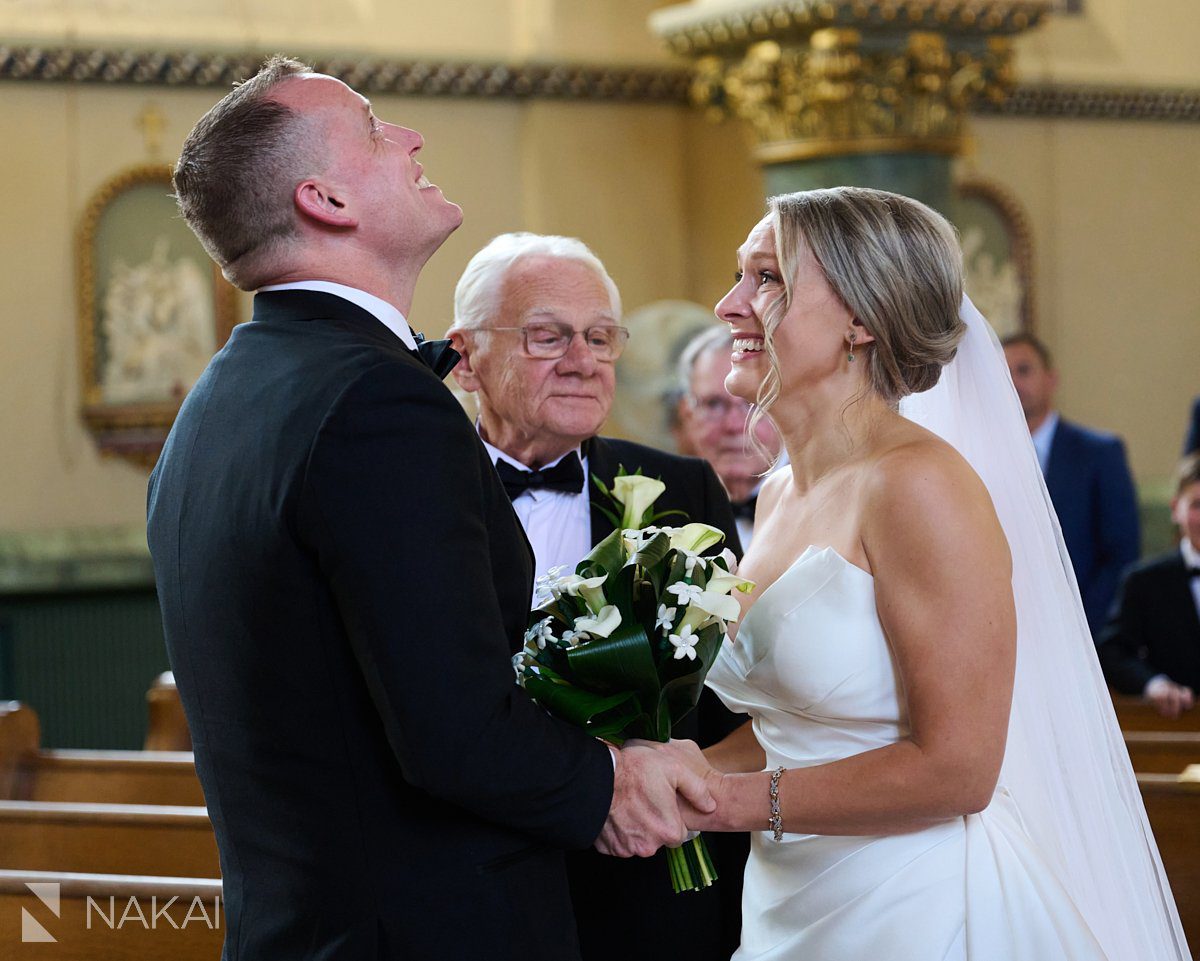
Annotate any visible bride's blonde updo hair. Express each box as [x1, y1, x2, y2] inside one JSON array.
[[755, 187, 967, 419]]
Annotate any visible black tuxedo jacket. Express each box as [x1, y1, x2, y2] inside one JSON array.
[[147, 290, 613, 961], [1097, 550, 1200, 694], [566, 435, 749, 961]]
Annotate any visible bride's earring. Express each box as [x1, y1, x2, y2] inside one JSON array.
[[847, 332, 856, 363]]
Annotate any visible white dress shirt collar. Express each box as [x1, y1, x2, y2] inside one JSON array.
[[1182, 537, 1200, 571], [1030, 410, 1060, 475], [479, 438, 582, 478], [257, 280, 418, 351]]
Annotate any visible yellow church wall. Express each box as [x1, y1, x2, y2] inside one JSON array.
[[0, 0, 1197, 537], [968, 113, 1200, 486]]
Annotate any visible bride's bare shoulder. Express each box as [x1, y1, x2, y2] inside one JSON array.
[[863, 430, 1004, 554]]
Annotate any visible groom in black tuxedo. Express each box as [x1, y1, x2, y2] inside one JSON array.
[[448, 232, 749, 961], [149, 58, 712, 961]]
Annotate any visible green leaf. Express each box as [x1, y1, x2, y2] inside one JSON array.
[[581, 527, 626, 578], [630, 532, 672, 571], [566, 617, 661, 712], [523, 674, 639, 729]]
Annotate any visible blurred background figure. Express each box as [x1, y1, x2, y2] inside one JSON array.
[[610, 300, 717, 453], [1184, 395, 1200, 455], [672, 325, 783, 548], [1099, 454, 1200, 718], [1003, 332, 1140, 636]]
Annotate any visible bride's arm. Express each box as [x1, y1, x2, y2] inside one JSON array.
[[703, 721, 765, 774], [686, 443, 1016, 836]]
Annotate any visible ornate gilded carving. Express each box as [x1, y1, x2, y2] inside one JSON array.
[[1, 44, 1195, 123], [654, 1, 1049, 162]]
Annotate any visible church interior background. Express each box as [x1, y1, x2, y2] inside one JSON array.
[[0, 0, 1197, 752]]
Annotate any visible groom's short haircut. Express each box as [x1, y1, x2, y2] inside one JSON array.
[[449, 232, 621, 333], [173, 55, 322, 288], [1001, 332, 1054, 370]]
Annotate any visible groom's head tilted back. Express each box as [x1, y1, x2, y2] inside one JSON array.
[[173, 56, 461, 307]]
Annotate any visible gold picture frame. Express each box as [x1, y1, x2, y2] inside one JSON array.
[[953, 176, 1037, 337], [77, 164, 238, 468]]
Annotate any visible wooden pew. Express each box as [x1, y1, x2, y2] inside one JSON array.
[[1125, 732, 1200, 775], [15, 751, 204, 806], [0, 702, 39, 798], [0, 801, 219, 878], [145, 673, 192, 752], [1140, 774, 1200, 951], [0, 702, 202, 806], [0, 869, 222, 959], [1113, 695, 1200, 732]]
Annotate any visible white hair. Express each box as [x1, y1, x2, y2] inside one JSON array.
[[676, 324, 732, 395], [449, 232, 621, 332]]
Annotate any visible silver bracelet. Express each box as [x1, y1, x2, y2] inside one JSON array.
[[768, 766, 785, 841]]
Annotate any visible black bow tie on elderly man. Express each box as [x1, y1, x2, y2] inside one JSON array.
[[412, 332, 460, 379], [495, 453, 585, 501]]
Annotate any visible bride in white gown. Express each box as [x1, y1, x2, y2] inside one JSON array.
[[679, 187, 1190, 961]]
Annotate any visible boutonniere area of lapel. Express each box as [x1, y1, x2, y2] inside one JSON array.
[[514, 467, 755, 894]]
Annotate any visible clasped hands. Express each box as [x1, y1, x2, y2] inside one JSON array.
[[595, 738, 724, 858]]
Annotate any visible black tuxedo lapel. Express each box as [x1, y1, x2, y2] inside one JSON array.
[[585, 437, 621, 544], [1165, 553, 1200, 641]]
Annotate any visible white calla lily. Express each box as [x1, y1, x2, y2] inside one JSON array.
[[669, 523, 725, 555], [559, 573, 609, 613], [574, 605, 622, 638], [690, 590, 742, 623], [703, 569, 756, 598], [612, 474, 666, 530]]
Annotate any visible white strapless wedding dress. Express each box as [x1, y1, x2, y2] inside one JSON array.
[[706, 545, 1110, 961]]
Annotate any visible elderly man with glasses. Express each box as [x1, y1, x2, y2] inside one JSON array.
[[448, 232, 748, 961], [673, 325, 783, 548]]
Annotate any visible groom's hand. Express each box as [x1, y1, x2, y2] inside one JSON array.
[[595, 740, 716, 858]]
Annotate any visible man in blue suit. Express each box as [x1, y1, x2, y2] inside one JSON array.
[[1003, 333, 1140, 636]]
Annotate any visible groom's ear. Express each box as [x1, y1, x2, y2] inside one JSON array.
[[448, 330, 480, 392], [849, 318, 875, 347]]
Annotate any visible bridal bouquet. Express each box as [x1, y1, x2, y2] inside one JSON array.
[[513, 472, 754, 893]]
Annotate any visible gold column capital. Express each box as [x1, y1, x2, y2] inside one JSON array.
[[651, 0, 1050, 162]]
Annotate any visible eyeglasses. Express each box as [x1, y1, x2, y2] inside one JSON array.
[[687, 394, 754, 423], [485, 322, 630, 362]]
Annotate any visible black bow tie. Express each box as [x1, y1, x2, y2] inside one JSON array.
[[1188, 567, 1200, 580], [731, 496, 757, 522], [495, 454, 584, 500], [413, 332, 460, 379]]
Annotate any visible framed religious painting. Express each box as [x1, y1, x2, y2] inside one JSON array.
[[952, 177, 1036, 338], [77, 164, 239, 467]]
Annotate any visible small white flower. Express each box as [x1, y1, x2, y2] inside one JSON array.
[[669, 623, 699, 661], [678, 548, 708, 577], [512, 652, 526, 683], [523, 617, 555, 650], [666, 582, 703, 606], [562, 628, 591, 648], [655, 603, 677, 634], [534, 566, 568, 602]]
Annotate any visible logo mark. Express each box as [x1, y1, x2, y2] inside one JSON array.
[[22, 882, 60, 943]]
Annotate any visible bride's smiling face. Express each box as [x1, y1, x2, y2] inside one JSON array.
[[716, 214, 856, 406]]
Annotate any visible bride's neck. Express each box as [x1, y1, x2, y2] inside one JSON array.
[[773, 390, 893, 493]]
